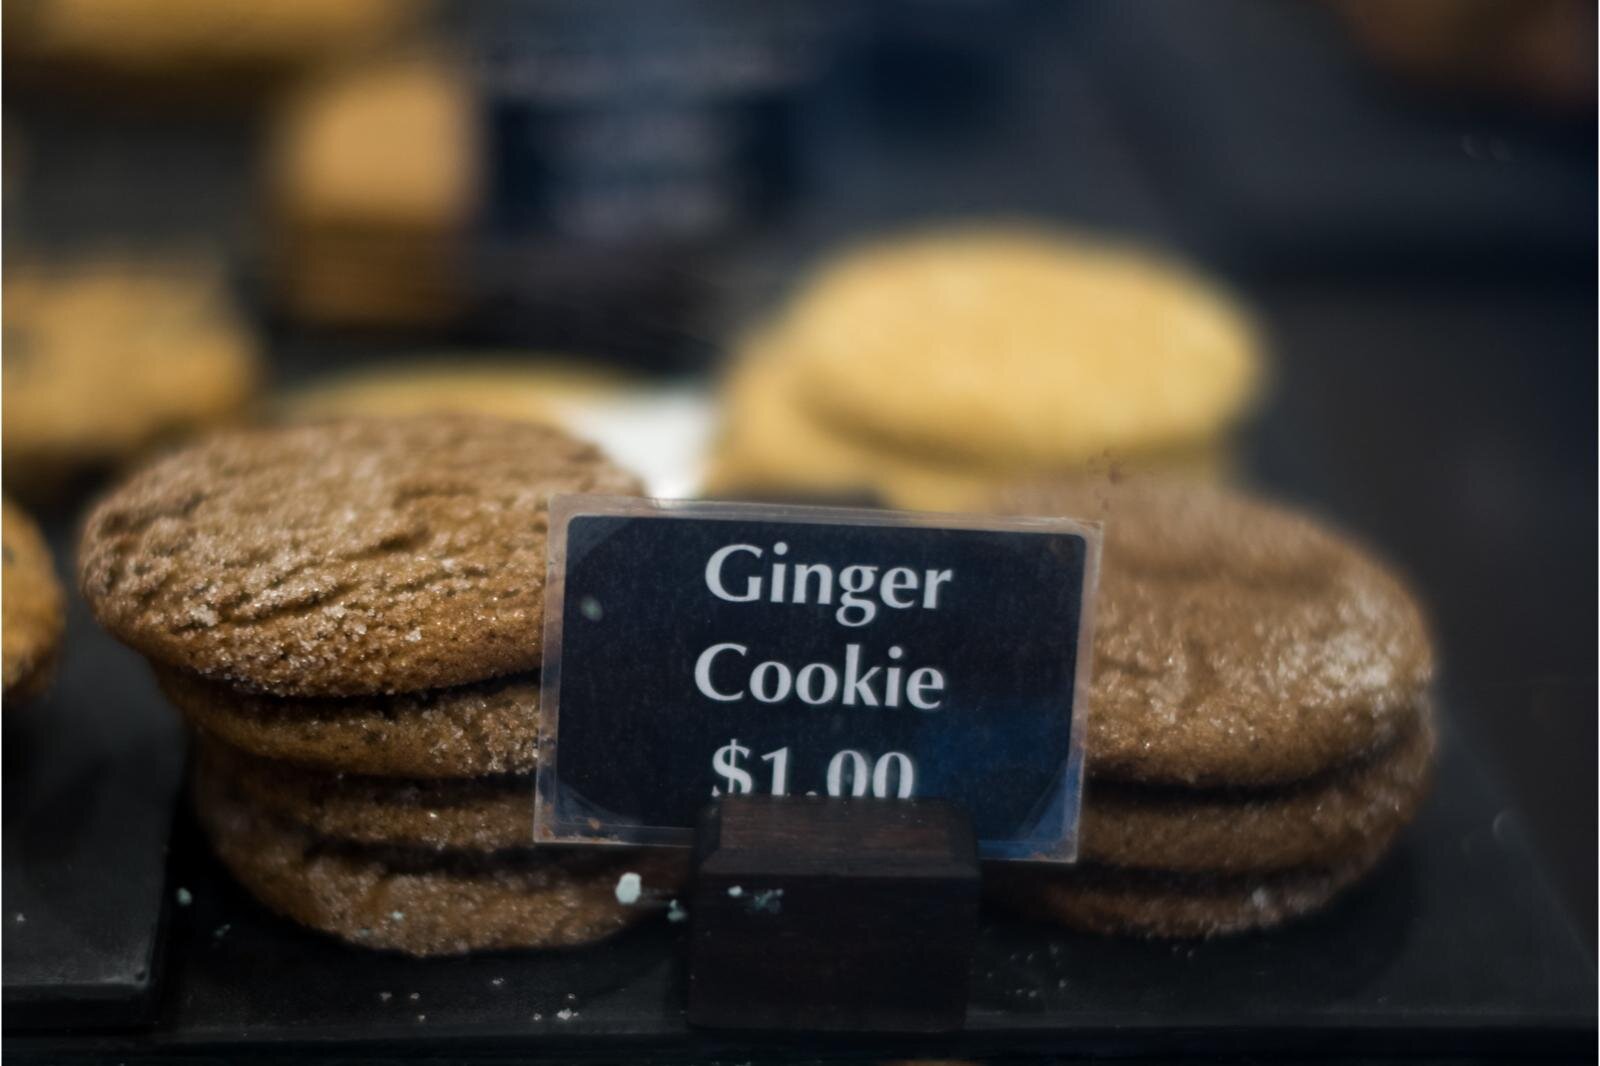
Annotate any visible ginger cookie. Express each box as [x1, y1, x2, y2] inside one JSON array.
[[160, 668, 538, 778], [777, 228, 1262, 468], [270, 56, 476, 329], [196, 766, 683, 957], [986, 848, 1386, 940], [1080, 712, 1435, 875], [79, 415, 641, 697], [199, 737, 531, 851], [996, 478, 1435, 787], [986, 479, 1434, 937], [3, 498, 65, 703]]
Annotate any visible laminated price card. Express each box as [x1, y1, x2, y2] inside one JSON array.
[[534, 497, 1101, 861]]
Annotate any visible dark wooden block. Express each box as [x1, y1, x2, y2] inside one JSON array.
[[687, 796, 979, 1033]]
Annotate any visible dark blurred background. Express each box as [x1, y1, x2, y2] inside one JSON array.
[[4, 0, 1594, 953]]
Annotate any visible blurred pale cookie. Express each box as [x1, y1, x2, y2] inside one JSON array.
[[705, 338, 1231, 511], [3, 258, 259, 501], [2, 498, 65, 703], [704, 345, 995, 511], [272, 55, 477, 234], [6, 0, 420, 81], [777, 228, 1262, 469], [270, 54, 476, 327], [276, 359, 627, 428]]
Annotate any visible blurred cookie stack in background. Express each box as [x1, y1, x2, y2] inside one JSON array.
[[2, 257, 260, 504], [267, 52, 479, 331], [78, 416, 682, 955], [706, 227, 1265, 511]]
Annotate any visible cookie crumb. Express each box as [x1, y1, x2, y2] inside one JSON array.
[[555, 1008, 577, 1021]]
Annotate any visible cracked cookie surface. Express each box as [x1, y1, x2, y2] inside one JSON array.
[[995, 479, 1435, 787], [79, 415, 640, 696]]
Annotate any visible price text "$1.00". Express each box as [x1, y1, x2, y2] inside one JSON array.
[[711, 738, 915, 799]]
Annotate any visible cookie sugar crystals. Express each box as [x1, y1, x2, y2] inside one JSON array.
[[80, 415, 683, 955]]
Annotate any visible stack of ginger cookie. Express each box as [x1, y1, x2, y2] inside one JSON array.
[[79, 415, 682, 956], [987, 479, 1437, 937]]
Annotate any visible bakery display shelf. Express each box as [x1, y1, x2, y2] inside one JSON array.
[[3, 519, 186, 1032], [4, 528, 1593, 1065]]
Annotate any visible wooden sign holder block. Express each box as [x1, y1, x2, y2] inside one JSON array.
[[687, 795, 980, 1033]]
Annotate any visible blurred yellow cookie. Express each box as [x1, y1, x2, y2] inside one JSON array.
[[704, 344, 995, 511], [776, 228, 1262, 469], [272, 54, 477, 235], [6, 0, 420, 80], [270, 54, 477, 328], [277, 359, 628, 427], [3, 498, 65, 704], [3, 257, 260, 500], [706, 338, 1231, 511]]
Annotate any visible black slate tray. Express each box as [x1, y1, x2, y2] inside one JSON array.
[[4, 679, 1593, 1061], [2, 518, 186, 1031]]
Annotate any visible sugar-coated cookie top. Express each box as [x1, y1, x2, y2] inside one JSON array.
[[80, 415, 640, 697], [777, 228, 1262, 467], [997, 478, 1434, 786]]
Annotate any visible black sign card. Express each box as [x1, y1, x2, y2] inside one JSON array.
[[534, 497, 1101, 862]]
